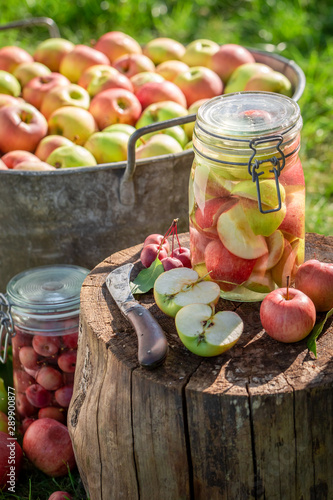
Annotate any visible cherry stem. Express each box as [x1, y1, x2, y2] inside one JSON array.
[[286, 275, 290, 300]]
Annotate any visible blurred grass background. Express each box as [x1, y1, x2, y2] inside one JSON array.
[[1, 0, 332, 236], [0, 3, 332, 497]]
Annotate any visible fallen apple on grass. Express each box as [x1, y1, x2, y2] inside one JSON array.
[[23, 418, 76, 477], [153, 267, 220, 317], [175, 304, 244, 356], [295, 259, 333, 312], [260, 280, 316, 343]]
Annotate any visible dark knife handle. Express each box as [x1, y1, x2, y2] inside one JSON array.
[[126, 303, 168, 369]]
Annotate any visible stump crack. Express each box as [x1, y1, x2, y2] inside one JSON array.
[[246, 379, 260, 500]]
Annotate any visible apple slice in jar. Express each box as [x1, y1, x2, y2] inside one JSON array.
[[278, 187, 305, 240], [238, 197, 286, 237], [204, 239, 257, 287], [153, 267, 220, 318], [271, 238, 300, 288], [195, 196, 238, 238], [231, 178, 286, 208], [216, 200, 268, 259], [175, 304, 244, 357]]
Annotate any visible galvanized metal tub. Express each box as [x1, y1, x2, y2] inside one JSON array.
[[0, 46, 305, 292]]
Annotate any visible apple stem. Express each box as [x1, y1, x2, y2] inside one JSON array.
[[286, 275, 290, 300], [158, 218, 179, 258], [196, 270, 213, 284]]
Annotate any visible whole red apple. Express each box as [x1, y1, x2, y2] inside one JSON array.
[[260, 287, 316, 343], [112, 53, 155, 78], [1, 150, 39, 168], [173, 66, 223, 107], [94, 31, 142, 62], [78, 64, 133, 97], [48, 492, 73, 500], [33, 38, 75, 72], [135, 80, 187, 109], [23, 418, 76, 477], [0, 103, 48, 153], [0, 46, 33, 73], [0, 431, 23, 491], [295, 259, 333, 312], [35, 135, 74, 162], [59, 44, 110, 83], [208, 43, 255, 83], [22, 72, 71, 110], [89, 87, 142, 128]]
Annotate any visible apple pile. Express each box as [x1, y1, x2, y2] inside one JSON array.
[[11, 326, 78, 434], [0, 34, 294, 170]]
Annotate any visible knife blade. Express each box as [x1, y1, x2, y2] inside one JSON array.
[[105, 263, 168, 369]]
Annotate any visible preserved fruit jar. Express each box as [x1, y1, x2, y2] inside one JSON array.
[[4, 264, 89, 430], [189, 92, 304, 301]]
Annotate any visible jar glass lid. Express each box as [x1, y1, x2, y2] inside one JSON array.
[[6, 264, 90, 313], [197, 91, 302, 139]]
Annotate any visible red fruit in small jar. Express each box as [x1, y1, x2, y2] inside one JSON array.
[[48, 492, 73, 500], [26, 383, 52, 408], [36, 366, 63, 391], [14, 370, 34, 393], [143, 233, 170, 253], [19, 417, 35, 435], [140, 243, 168, 268], [16, 393, 37, 418], [32, 335, 60, 357], [172, 247, 192, 268], [18, 346, 40, 370], [38, 407, 66, 424], [61, 332, 78, 349], [54, 385, 73, 408], [57, 350, 77, 373], [161, 256, 184, 271]]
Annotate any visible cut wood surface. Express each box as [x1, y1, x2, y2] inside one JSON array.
[[68, 232, 333, 500]]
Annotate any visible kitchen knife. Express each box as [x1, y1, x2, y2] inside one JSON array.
[[105, 263, 168, 369]]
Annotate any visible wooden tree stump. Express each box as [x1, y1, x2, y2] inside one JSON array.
[[68, 232, 333, 500]]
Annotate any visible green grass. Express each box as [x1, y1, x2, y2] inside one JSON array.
[[0, 2, 332, 495]]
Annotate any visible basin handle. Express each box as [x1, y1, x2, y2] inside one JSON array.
[[120, 113, 197, 206], [0, 17, 61, 38]]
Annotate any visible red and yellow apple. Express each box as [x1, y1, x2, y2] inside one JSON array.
[[89, 87, 142, 128], [94, 31, 142, 62], [33, 38, 75, 72], [59, 44, 110, 83], [173, 66, 223, 107], [48, 106, 97, 145]]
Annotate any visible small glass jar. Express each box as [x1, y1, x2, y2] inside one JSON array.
[[5, 264, 89, 430], [189, 91, 304, 301]]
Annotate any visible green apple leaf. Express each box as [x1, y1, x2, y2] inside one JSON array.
[[130, 258, 164, 294], [307, 307, 333, 357]]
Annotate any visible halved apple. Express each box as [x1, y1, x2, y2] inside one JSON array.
[[216, 200, 268, 259], [253, 230, 285, 274], [193, 162, 235, 204], [239, 196, 286, 237], [204, 239, 257, 286], [231, 178, 286, 208], [153, 267, 220, 318], [278, 187, 305, 239], [175, 303, 244, 357], [271, 238, 299, 287], [194, 196, 238, 238]]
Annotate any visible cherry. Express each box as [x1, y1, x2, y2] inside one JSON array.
[[161, 256, 184, 271], [140, 243, 168, 268], [143, 233, 170, 253], [172, 247, 191, 268]]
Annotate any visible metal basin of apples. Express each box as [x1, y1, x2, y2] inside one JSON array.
[[0, 18, 306, 292]]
